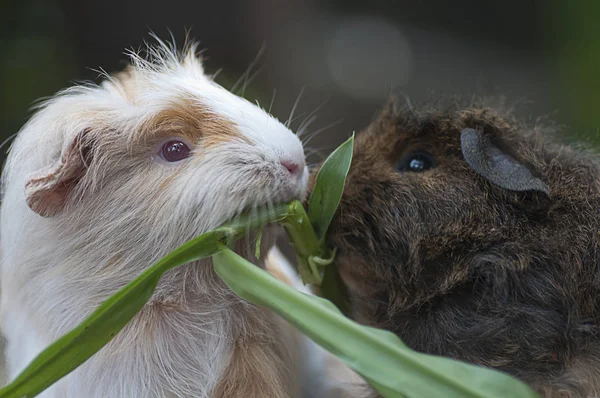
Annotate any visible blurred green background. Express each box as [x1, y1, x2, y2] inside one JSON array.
[[1, 0, 599, 166]]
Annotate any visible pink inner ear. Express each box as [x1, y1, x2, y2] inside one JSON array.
[[25, 139, 87, 218]]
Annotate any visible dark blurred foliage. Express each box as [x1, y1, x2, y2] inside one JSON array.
[[1, 0, 599, 166], [550, 0, 600, 134]]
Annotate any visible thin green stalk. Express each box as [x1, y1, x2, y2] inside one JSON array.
[[280, 200, 324, 284]]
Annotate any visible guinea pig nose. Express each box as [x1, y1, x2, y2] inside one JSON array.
[[280, 160, 302, 175]]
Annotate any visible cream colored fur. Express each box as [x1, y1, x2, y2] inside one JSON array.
[[0, 39, 332, 397]]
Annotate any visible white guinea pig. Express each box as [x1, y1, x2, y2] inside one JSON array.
[[0, 40, 323, 398]]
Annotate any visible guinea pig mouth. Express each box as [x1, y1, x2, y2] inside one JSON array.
[[220, 167, 308, 230], [224, 201, 291, 230]]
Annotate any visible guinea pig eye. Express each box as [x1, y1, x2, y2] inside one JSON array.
[[159, 140, 191, 162], [395, 152, 436, 172]]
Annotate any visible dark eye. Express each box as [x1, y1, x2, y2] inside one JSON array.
[[160, 140, 191, 162], [395, 152, 435, 172]]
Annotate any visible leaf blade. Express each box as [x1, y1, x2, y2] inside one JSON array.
[[0, 230, 226, 398], [308, 134, 354, 241], [213, 247, 540, 398]]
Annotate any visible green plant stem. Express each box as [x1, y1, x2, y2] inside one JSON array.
[[221, 203, 290, 235], [279, 200, 324, 284]]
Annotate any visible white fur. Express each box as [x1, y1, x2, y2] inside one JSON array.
[[0, 40, 319, 397]]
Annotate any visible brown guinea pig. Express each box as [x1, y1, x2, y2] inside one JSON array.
[[319, 98, 600, 397]]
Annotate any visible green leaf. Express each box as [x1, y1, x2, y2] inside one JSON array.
[[303, 135, 354, 308], [0, 230, 227, 398], [213, 247, 540, 398], [308, 134, 354, 241]]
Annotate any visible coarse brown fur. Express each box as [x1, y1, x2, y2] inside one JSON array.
[[318, 97, 600, 397]]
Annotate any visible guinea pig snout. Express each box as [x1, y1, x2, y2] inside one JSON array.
[[275, 156, 308, 199], [280, 160, 302, 176], [279, 157, 307, 178]]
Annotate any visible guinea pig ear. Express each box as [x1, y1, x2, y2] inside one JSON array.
[[460, 128, 550, 195], [25, 131, 92, 217]]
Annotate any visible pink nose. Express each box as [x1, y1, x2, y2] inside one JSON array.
[[281, 160, 301, 175]]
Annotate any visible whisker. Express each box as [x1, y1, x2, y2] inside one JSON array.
[[211, 68, 224, 81], [268, 89, 276, 115], [286, 87, 305, 129], [287, 111, 308, 129], [302, 119, 343, 147], [231, 43, 266, 95], [297, 98, 330, 138], [241, 64, 264, 98], [296, 115, 318, 139], [304, 146, 332, 160]]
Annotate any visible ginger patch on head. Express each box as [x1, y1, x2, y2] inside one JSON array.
[[140, 97, 247, 150]]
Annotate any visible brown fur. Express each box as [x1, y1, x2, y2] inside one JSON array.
[[140, 97, 248, 149], [317, 98, 600, 397], [211, 306, 295, 398]]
